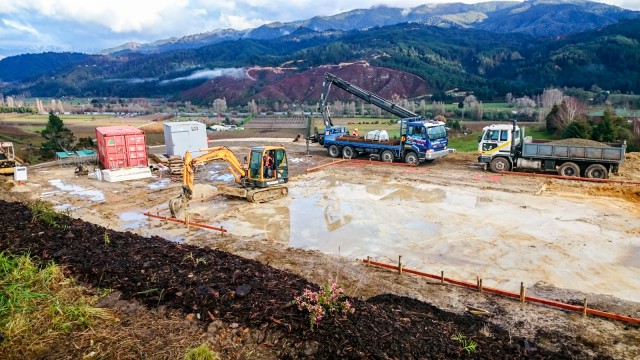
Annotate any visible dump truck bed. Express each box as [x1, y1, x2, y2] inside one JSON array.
[[521, 142, 625, 164]]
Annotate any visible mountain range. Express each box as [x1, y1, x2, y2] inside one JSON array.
[[100, 0, 638, 55], [0, 0, 639, 107]]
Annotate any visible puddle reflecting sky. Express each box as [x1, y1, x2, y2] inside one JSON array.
[[46, 179, 105, 202]]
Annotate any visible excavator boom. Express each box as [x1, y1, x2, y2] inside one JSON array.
[[182, 146, 246, 198]]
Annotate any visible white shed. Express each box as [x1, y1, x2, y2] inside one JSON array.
[[163, 121, 208, 158]]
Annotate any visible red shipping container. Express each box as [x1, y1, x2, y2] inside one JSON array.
[[95, 126, 148, 169]]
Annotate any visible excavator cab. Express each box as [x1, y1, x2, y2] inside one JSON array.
[[247, 146, 288, 186]]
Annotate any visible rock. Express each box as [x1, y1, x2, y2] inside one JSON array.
[[235, 284, 251, 297], [207, 320, 224, 334], [302, 341, 319, 356]]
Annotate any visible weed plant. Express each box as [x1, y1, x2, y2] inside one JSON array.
[[28, 199, 70, 228], [0, 252, 113, 357], [183, 344, 219, 360], [451, 333, 478, 354]]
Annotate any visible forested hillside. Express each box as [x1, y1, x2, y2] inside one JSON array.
[[1, 19, 639, 104]]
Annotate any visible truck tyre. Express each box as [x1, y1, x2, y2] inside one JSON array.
[[489, 157, 510, 172], [380, 150, 394, 162], [404, 152, 419, 165], [585, 164, 608, 179], [342, 146, 355, 159], [558, 162, 580, 177], [328, 145, 340, 158]]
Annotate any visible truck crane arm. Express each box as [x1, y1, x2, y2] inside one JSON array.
[[321, 72, 420, 120]]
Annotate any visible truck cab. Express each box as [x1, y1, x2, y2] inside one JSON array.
[[322, 126, 349, 144], [477, 123, 521, 167], [405, 119, 450, 159]]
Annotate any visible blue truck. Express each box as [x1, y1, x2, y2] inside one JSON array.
[[324, 117, 452, 164], [315, 73, 454, 164]]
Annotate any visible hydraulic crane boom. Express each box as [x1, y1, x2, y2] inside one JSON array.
[[320, 72, 420, 126]]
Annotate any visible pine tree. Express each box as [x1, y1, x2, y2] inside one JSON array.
[[41, 112, 77, 153]]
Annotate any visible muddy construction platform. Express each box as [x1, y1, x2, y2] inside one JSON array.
[[2, 140, 639, 359]]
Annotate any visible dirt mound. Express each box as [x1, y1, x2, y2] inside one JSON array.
[[618, 152, 640, 180], [0, 200, 604, 359], [550, 138, 612, 147]]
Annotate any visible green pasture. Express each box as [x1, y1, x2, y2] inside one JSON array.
[[0, 113, 113, 123]]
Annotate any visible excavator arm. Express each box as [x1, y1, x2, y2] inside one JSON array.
[[170, 146, 247, 217]]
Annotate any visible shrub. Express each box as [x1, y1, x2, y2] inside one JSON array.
[[294, 280, 355, 329], [184, 344, 219, 360]]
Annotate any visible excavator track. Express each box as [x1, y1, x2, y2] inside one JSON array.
[[247, 186, 289, 203]]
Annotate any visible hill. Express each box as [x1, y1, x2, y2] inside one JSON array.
[[1, 18, 640, 104]]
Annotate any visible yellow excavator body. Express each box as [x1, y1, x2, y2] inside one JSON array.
[[169, 146, 289, 217]]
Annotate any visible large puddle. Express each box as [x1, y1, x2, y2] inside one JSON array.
[[216, 175, 640, 302], [44, 179, 105, 202]]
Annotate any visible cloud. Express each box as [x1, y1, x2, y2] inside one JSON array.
[[103, 77, 158, 84], [160, 68, 247, 84], [0, 0, 638, 56], [2, 18, 39, 36]]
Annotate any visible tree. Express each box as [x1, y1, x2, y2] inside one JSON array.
[[515, 96, 536, 119], [212, 98, 227, 114], [541, 88, 563, 109], [539, 88, 564, 122], [505, 93, 514, 105], [41, 112, 77, 153], [546, 104, 560, 133], [247, 99, 258, 114], [562, 120, 592, 139], [471, 101, 483, 121], [557, 97, 586, 126], [592, 109, 616, 142]]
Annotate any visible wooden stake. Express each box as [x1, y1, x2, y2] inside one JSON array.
[[520, 282, 526, 303], [367, 256, 371, 267], [583, 298, 588, 317], [440, 271, 444, 284], [398, 256, 402, 275], [477, 277, 483, 292]]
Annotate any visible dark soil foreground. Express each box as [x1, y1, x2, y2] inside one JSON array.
[[0, 200, 610, 359]]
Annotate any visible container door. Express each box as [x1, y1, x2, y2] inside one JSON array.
[[125, 134, 148, 167], [104, 135, 128, 169], [172, 130, 189, 157]]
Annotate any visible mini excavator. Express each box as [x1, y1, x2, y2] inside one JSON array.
[[168, 146, 289, 218]]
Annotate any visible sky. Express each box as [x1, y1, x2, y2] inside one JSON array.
[[0, 0, 638, 57]]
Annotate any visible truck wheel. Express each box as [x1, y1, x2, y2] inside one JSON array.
[[585, 164, 608, 179], [558, 162, 580, 177], [404, 152, 419, 165], [489, 157, 510, 172], [380, 150, 394, 162], [342, 146, 355, 159], [328, 145, 340, 158]]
